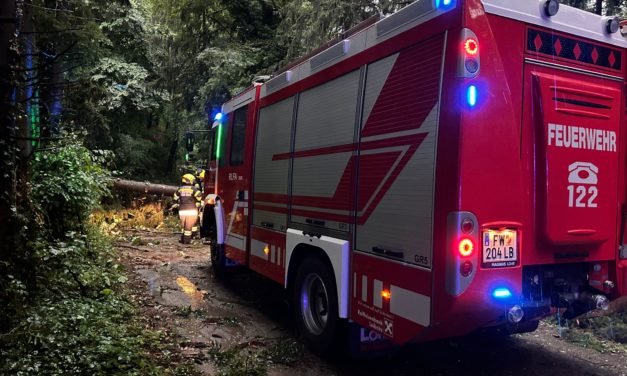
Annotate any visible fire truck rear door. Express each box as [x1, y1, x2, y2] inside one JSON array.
[[528, 66, 621, 250]]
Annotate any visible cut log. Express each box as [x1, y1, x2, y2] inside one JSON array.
[[574, 296, 627, 320], [112, 178, 177, 196]]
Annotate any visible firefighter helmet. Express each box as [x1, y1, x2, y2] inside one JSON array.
[[182, 173, 196, 185], [197, 169, 206, 181]]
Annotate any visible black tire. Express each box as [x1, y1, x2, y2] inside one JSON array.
[[210, 240, 229, 279], [512, 320, 540, 334], [484, 320, 540, 337], [292, 256, 340, 355], [200, 205, 214, 239]]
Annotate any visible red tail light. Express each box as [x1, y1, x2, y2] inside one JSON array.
[[459, 238, 474, 257], [446, 212, 479, 296], [463, 38, 478, 55], [458, 29, 480, 78]]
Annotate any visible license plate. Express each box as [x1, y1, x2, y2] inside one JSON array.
[[482, 229, 518, 268]]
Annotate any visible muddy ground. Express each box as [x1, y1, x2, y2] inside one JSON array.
[[118, 228, 627, 376]]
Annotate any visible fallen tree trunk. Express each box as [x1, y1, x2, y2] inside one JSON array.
[[112, 178, 177, 196], [573, 295, 627, 320]]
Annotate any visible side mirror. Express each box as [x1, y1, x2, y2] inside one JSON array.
[[185, 131, 195, 152]]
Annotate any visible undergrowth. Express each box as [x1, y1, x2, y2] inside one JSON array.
[[0, 141, 196, 375], [206, 338, 305, 376], [0, 227, 198, 375], [547, 311, 627, 354], [92, 202, 179, 237], [207, 343, 267, 376]]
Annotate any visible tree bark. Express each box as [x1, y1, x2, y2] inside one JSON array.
[[0, 0, 17, 241], [595, 0, 603, 15], [112, 178, 178, 196]]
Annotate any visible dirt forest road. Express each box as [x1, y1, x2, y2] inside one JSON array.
[[118, 228, 627, 376]]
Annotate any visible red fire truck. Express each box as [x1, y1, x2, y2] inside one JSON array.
[[201, 0, 627, 352]]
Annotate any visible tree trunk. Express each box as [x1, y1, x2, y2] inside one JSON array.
[[112, 178, 178, 196], [595, 0, 603, 15], [606, 0, 621, 16], [0, 0, 17, 241], [166, 138, 178, 175]]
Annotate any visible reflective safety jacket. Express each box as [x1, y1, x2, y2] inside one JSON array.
[[194, 168, 206, 193], [173, 184, 202, 211]]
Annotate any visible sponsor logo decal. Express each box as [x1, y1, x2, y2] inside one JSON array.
[[356, 300, 395, 339], [384, 319, 394, 337], [360, 328, 384, 343]]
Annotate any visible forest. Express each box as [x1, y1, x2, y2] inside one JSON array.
[[1, 0, 626, 375]]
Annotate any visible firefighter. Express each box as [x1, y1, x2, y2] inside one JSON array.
[[195, 168, 206, 194], [194, 167, 207, 237], [173, 173, 202, 244]]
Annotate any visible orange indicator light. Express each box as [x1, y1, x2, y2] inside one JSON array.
[[263, 246, 270, 255], [381, 289, 391, 300]]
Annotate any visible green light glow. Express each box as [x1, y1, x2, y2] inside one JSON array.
[[216, 124, 223, 159], [30, 91, 40, 148]]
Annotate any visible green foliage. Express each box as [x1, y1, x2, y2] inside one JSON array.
[[261, 339, 304, 366], [206, 338, 305, 375], [115, 133, 172, 179], [216, 316, 241, 327], [575, 312, 627, 345], [207, 344, 267, 376], [0, 137, 195, 375], [26, 0, 627, 185], [91, 58, 166, 114], [100, 6, 152, 67], [547, 311, 627, 354], [0, 138, 112, 329], [276, 0, 396, 62], [196, 45, 261, 103], [31, 140, 110, 236], [1, 297, 153, 375], [0, 228, 191, 376]]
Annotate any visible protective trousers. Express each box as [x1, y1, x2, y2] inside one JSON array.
[[179, 209, 198, 243]]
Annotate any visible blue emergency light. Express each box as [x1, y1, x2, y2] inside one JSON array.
[[492, 287, 512, 299], [467, 85, 478, 107], [435, 0, 454, 9]]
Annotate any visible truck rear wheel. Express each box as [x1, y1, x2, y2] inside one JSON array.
[[210, 239, 229, 279], [483, 320, 540, 337], [293, 256, 339, 354]]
